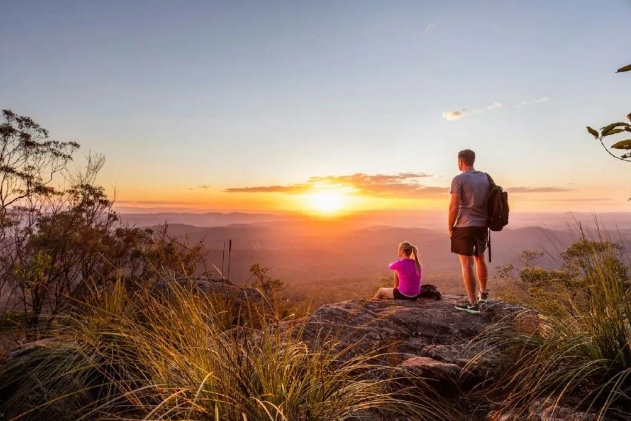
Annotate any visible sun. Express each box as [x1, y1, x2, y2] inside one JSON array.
[[304, 190, 349, 215]]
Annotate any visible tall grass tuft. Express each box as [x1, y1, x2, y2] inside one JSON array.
[[0, 279, 453, 420], [482, 228, 631, 420]]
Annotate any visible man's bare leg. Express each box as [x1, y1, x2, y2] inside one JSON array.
[[474, 254, 488, 294], [458, 254, 477, 304]]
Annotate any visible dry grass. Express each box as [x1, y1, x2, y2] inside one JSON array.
[[0, 279, 457, 421], [479, 229, 631, 420]]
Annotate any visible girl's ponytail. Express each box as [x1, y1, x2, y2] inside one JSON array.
[[400, 241, 422, 275], [411, 245, 422, 275]]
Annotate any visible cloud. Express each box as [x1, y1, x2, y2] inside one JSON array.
[[188, 185, 211, 191], [508, 187, 571, 193], [543, 198, 611, 202], [224, 184, 311, 194], [225, 173, 445, 198], [442, 110, 465, 121], [519, 97, 549, 107], [309, 173, 441, 196], [446, 103, 502, 119], [423, 22, 439, 33], [116, 200, 201, 205]]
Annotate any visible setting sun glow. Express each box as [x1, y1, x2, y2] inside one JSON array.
[[305, 190, 349, 215]]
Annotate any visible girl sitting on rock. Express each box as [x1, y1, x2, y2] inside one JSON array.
[[373, 241, 422, 300]]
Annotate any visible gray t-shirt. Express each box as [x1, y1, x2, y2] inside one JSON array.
[[450, 170, 490, 228]]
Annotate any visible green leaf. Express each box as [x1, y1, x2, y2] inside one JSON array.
[[601, 122, 630, 135], [602, 128, 625, 136], [610, 139, 631, 150], [586, 126, 599, 139], [616, 63, 631, 73]]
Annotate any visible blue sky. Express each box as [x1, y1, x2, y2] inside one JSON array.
[[1, 0, 630, 213]]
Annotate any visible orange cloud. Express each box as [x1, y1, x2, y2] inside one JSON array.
[[188, 185, 212, 191], [224, 184, 311, 194], [116, 200, 202, 205], [508, 187, 570, 193], [527, 198, 610, 202], [225, 173, 444, 198]]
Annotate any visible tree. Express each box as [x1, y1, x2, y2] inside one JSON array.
[[0, 110, 207, 337], [122, 223, 206, 287], [0, 110, 79, 222], [0, 109, 81, 328], [12, 165, 121, 331], [249, 263, 284, 299]]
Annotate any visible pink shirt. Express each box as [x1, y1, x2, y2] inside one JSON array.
[[388, 258, 422, 297]]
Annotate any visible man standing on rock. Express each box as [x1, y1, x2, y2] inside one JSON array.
[[448, 149, 490, 314]]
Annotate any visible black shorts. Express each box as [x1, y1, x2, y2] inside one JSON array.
[[451, 226, 488, 256], [393, 288, 419, 300]]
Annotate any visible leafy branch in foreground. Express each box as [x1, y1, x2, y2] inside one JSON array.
[[586, 117, 631, 163], [585, 62, 631, 200], [586, 63, 631, 156], [616, 63, 631, 73]]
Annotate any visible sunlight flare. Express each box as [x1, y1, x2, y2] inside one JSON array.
[[305, 190, 348, 214], [301, 185, 357, 216]]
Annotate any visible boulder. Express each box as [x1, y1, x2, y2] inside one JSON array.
[[294, 294, 515, 392]]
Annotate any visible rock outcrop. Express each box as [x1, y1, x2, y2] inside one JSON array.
[[287, 295, 601, 421], [297, 295, 515, 384]]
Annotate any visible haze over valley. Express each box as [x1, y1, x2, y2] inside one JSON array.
[[121, 210, 631, 306]]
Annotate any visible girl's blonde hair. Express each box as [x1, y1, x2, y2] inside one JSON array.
[[399, 241, 421, 274]]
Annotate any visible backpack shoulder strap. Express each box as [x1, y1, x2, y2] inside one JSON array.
[[484, 172, 495, 185]]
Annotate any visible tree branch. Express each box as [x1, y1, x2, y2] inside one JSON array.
[[598, 136, 631, 163]]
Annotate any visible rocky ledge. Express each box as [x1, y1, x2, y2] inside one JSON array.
[[287, 295, 600, 421]]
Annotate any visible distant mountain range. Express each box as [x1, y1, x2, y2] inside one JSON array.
[[115, 210, 631, 305], [118, 210, 631, 230]]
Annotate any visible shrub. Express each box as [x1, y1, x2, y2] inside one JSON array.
[[484, 229, 631, 419]]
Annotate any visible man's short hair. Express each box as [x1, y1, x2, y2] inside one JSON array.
[[458, 149, 476, 166]]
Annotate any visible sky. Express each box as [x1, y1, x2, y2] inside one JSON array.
[[1, 0, 630, 216]]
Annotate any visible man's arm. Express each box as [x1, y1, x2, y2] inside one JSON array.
[[448, 193, 459, 237]]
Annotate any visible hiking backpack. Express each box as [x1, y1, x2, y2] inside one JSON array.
[[485, 173, 509, 232], [418, 284, 442, 300]]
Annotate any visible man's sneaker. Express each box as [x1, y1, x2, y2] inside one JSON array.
[[478, 291, 489, 302], [455, 302, 481, 314]]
